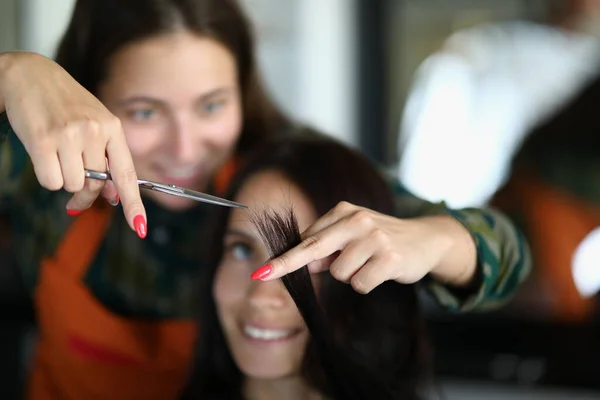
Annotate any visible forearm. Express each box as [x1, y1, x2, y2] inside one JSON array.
[[391, 178, 531, 311], [423, 214, 477, 287], [429, 205, 532, 311]]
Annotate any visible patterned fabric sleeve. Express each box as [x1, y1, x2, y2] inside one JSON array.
[[0, 111, 32, 210], [390, 176, 532, 312]]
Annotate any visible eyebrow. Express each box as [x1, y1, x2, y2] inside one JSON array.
[[115, 87, 232, 107], [224, 229, 256, 241]]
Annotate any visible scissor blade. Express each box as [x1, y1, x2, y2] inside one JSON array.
[[139, 183, 246, 209], [180, 188, 247, 209]]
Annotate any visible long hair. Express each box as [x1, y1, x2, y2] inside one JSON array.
[[182, 130, 431, 399], [54, 0, 290, 155]]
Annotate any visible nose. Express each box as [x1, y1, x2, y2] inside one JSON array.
[[168, 115, 201, 163], [248, 280, 289, 311]]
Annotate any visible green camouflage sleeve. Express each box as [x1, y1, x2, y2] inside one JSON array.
[[0, 111, 32, 210], [390, 177, 531, 312]]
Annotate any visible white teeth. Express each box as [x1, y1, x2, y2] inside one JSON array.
[[244, 325, 293, 340], [165, 167, 199, 179]]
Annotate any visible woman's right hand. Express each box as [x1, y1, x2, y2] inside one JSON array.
[[0, 52, 147, 238]]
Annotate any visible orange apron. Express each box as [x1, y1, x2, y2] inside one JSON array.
[[28, 201, 197, 399], [494, 171, 600, 320]]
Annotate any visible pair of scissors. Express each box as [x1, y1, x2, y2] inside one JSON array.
[[84, 169, 247, 209]]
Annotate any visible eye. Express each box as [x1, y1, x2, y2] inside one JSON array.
[[200, 99, 225, 116], [228, 242, 254, 262], [129, 108, 156, 121]]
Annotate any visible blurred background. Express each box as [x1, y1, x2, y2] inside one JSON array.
[[1, 0, 600, 398]]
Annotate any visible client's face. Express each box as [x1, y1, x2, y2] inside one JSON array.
[[214, 170, 317, 379]]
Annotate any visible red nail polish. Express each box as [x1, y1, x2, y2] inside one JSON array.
[[133, 215, 147, 239], [67, 209, 81, 216], [251, 264, 273, 280]]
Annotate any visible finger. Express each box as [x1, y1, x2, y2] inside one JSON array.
[[252, 222, 355, 281], [100, 180, 119, 206], [306, 251, 340, 274], [349, 256, 394, 295], [297, 202, 363, 272], [328, 239, 375, 283], [57, 144, 85, 193], [105, 121, 146, 237], [304, 206, 375, 273], [30, 151, 64, 191], [65, 129, 109, 213], [99, 158, 119, 205], [300, 201, 358, 240]]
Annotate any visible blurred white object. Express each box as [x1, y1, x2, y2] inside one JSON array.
[[18, 0, 76, 58], [397, 20, 600, 208], [572, 227, 600, 298], [240, 0, 357, 146]]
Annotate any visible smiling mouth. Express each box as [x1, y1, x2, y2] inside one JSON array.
[[161, 165, 203, 180], [242, 324, 301, 343]]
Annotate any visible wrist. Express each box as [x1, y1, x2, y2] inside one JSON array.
[[0, 51, 18, 78], [0, 52, 22, 112], [0, 51, 39, 107], [427, 214, 478, 287]]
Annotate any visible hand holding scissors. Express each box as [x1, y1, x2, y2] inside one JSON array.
[[0, 54, 242, 241]]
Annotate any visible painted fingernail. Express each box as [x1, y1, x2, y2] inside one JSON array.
[[133, 215, 147, 239], [67, 209, 81, 216], [108, 195, 120, 206], [251, 264, 273, 280]]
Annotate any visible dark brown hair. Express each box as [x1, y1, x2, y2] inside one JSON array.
[[55, 0, 290, 154], [182, 129, 430, 399]]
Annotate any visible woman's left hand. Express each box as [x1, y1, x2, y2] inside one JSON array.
[[250, 201, 477, 294]]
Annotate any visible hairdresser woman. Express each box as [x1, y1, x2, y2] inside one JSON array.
[[0, 0, 529, 399]]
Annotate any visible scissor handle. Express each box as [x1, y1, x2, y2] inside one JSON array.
[[85, 169, 182, 198]]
